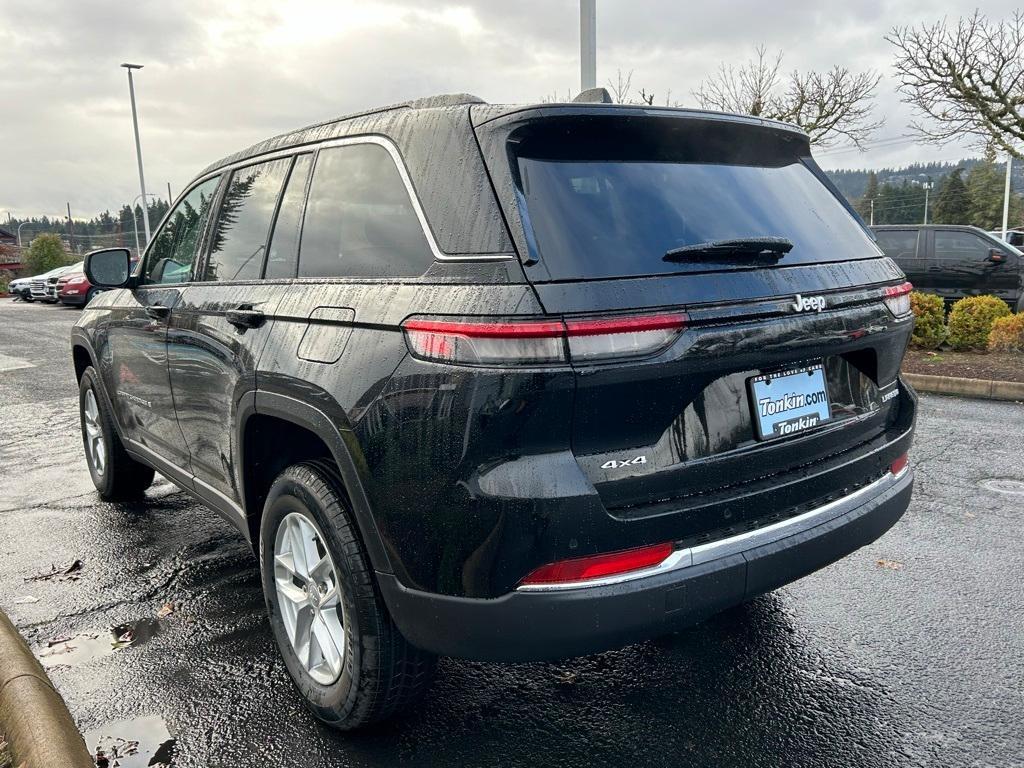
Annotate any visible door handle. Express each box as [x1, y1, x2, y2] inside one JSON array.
[[225, 306, 265, 329], [145, 304, 170, 319]]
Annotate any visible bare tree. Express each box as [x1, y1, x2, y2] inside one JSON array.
[[606, 69, 635, 104], [887, 11, 1024, 158], [693, 46, 881, 147]]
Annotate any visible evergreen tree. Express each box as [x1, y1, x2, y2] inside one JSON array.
[[932, 168, 971, 224], [856, 171, 879, 222], [966, 150, 1006, 229]]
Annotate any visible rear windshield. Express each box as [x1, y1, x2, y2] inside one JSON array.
[[512, 117, 879, 281]]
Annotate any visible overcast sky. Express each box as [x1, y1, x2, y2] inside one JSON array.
[[0, 0, 1017, 220]]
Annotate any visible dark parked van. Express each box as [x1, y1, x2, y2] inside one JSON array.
[[872, 224, 1024, 311], [72, 94, 916, 729]]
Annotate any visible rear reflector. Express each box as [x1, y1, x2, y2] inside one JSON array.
[[883, 281, 913, 317], [519, 542, 674, 586], [890, 452, 909, 476], [402, 312, 687, 366]]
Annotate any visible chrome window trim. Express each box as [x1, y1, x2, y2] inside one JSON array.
[[183, 135, 513, 264], [516, 467, 910, 593]]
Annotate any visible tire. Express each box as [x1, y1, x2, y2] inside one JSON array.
[[259, 460, 435, 730], [79, 366, 155, 500], [84, 287, 98, 306]]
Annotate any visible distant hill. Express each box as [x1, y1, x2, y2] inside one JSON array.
[[824, 160, 985, 200]]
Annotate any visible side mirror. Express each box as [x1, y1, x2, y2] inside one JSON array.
[[84, 248, 132, 287], [988, 248, 1007, 264]]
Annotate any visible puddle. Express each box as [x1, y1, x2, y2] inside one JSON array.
[[981, 478, 1024, 496], [37, 618, 162, 670], [84, 715, 176, 768]]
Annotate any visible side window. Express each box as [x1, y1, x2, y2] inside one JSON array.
[[265, 154, 313, 279], [874, 230, 918, 261], [144, 176, 220, 284], [204, 157, 292, 282], [934, 231, 991, 263], [298, 143, 433, 278]]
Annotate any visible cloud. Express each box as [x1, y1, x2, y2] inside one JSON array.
[[0, 0, 1018, 217]]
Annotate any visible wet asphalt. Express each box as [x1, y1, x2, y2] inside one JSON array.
[[1, 299, 1022, 768]]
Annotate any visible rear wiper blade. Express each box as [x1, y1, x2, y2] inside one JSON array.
[[663, 237, 794, 262]]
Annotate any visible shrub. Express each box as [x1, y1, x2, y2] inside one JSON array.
[[947, 295, 1011, 351], [23, 233, 72, 275], [908, 292, 946, 349], [0, 269, 11, 294], [988, 313, 1024, 353]]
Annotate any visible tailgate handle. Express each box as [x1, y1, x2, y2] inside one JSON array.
[[226, 305, 265, 329], [145, 304, 170, 320]]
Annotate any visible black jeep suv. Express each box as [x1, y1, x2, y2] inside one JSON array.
[[71, 94, 916, 729]]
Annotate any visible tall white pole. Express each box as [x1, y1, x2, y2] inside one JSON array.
[[1002, 155, 1013, 240], [923, 186, 930, 225], [580, 0, 596, 91], [122, 63, 151, 246], [870, 198, 874, 226]]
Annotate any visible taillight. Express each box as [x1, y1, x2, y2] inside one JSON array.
[[401, 312, 688, 366], [890, 452, 909, 476], [883, 282, 913, 317], [564, 313, 688, 363], [519, 542, 675, 586], [402, 318, 566, 365]]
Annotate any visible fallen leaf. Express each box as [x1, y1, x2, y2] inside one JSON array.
[[876, 558, 904, 571], [13, 595, 39, 604], [156, 602, 174, 619]]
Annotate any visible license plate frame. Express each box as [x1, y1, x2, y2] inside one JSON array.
[[748, 362, 833, 441]]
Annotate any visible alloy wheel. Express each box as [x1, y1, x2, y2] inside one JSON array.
[[83, 388, 106, 477], [274, 512, 346, 685]]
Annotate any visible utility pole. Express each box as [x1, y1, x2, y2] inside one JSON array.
[[580, 0, 596, 91], [1002, 155, 1013, 240], [167, 181, 173, 205], [870, 198, 874, 226], [121, 63, 151, 246], [922, 178, 933, 225], [66, 202, 75, 252]]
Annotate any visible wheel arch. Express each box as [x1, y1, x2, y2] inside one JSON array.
[[237, 391, 393, 575]]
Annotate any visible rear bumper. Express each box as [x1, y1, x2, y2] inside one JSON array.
[[379, 467, 913, 662]]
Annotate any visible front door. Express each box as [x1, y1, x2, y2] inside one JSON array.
[[168, 155, 304, 510], [100, 175, 221, 471]]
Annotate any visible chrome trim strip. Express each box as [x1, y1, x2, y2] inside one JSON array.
[[516, 469, 906, 593], [179, 135, 512, 264]]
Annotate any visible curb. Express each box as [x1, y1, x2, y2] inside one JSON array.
[[903, 372, 1024, 402], [0, 610, 93, 768]]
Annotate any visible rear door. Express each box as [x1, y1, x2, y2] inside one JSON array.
[[167, 154, 306, 511], [476, 111, 910, 525]]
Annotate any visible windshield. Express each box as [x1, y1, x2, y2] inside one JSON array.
[[512, 123, 879, 281]]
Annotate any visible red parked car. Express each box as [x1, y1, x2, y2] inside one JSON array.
[[59, 260, 137, 306], [56, 270, 97, 307]]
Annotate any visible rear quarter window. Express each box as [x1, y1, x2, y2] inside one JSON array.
[[298, 143, 433, 279], [873, 230, 919, 261]]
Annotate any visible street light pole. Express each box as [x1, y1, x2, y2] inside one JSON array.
[[580, 0, 596, 91], [121, 63, 151, 246], [922, 177, 934, 225], [16, 222, 30, 247], [1001, 155, 1013, 240]]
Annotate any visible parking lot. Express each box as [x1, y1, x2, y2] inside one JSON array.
[[1, 298, 1022, 767]]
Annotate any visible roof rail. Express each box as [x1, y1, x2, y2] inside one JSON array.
[[407, 93, 486, 109]]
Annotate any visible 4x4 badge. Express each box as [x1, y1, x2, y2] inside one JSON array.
[[601, 455, 647, 470]]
